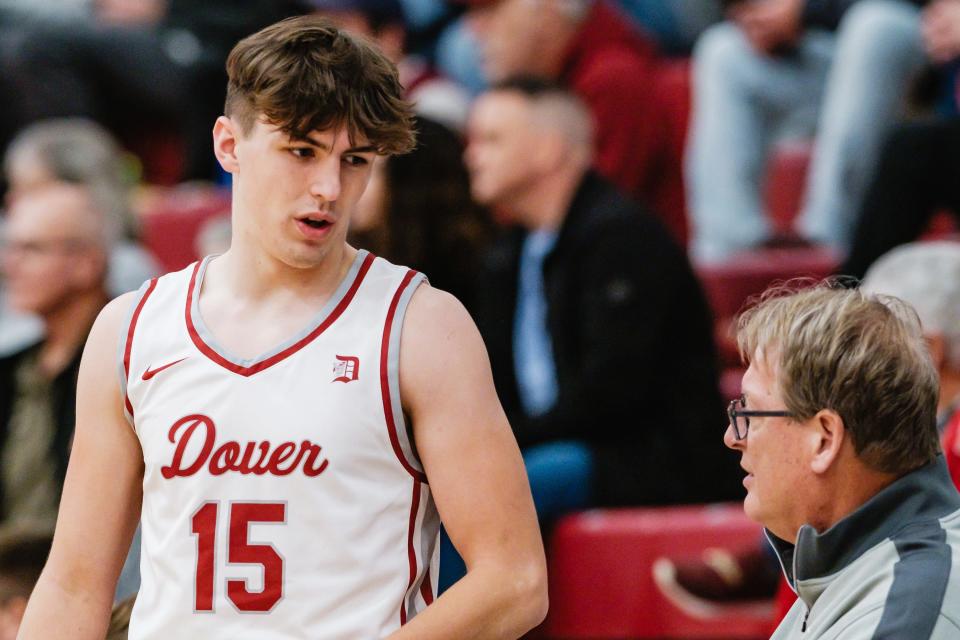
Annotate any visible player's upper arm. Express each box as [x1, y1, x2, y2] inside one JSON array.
[[399, 285, 544, 572], [44, 291, 145, 595]]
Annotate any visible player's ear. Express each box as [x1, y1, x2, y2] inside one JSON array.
[[213, 116, 241, 174]]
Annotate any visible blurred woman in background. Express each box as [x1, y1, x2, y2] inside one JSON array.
[[349, 116, 493, 313]]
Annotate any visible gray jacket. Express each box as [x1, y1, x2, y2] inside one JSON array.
[[770, 456, 960, 639]]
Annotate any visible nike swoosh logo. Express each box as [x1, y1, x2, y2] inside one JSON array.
[[142, 357, 188, 381]]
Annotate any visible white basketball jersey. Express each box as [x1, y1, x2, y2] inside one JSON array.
[[119, 250, 439, 639]]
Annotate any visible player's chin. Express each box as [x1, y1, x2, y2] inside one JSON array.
[[279, 244, 333, 269]]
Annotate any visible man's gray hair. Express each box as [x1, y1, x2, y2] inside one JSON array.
[[5, 118, 131, 246], [737, 279, 941, 475], [491, 77, 594, 156], [861, 241, 960, 372]]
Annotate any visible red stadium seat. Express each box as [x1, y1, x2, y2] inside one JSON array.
[[140, 186, 232, 272], [651, 58, 693, 247], [697, 247, 839, 368], [763, 141, 812, 234], [761, 141, 959, 241], [543, 504, 773, 639], [122, 126, 187, 187]]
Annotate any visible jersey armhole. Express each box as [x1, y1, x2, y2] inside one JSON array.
[[380, 270, 429, 483], [116, 278, 159, 428]]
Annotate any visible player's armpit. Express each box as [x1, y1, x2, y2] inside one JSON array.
[[18, 292, 145, 640], [393, 285, 548, 640]]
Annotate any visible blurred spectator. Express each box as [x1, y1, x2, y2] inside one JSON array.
[[349, 117, 492, 311], [0, 526, 52, 640], [0, 300, 40, 357], [860, 241, 960, 487], [3, 118, 158, 296], [465, 78, 738, 517], [194, 214, 232, 258], [924, 0, 960, 61], [688, 0, 927, 263], [461, 0, 688, 240], [0, 183, 115, 530], [0, 0, 86, 23], [619, 0, 724, 51], [841, 0, 960, 279], [308, 0, 472, 130], [841, 118, 960, 279], [104, 594, 135, 640], [434, 18, 488, 94], [435, 0, 722, 95], [1, 0, 307, 181]]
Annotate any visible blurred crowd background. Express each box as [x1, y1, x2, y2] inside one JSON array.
[[2, 0, 960, 638]]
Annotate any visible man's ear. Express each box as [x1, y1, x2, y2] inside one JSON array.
[[537, 131, 567, 174], [809, 409, 845, 475], [212, 116, 241, 174]]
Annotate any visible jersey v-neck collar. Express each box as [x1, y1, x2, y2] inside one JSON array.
[[184, 250, 374, 377]]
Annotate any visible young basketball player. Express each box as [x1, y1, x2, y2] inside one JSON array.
[[17, 16, 547, 639]]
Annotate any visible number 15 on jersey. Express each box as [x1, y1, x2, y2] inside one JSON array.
[[191, 501, 286, 612]]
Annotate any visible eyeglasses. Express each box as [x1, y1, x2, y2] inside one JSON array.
[[0, 238, 89, 258], [727, 396, 795, 440]]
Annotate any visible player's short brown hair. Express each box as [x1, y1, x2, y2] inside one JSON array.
[[225, 15, 415, 154], [737, 280, 941, 476]]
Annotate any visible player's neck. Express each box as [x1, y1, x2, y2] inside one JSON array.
[[211, 241, 356, 303]]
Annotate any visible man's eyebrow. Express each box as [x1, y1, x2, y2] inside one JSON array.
[[295, 134, 376, 155], [298, 134, 328, 150]]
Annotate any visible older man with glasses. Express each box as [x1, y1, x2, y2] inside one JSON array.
[[722, 280, 960, 639], [0, 182, 115, 533]]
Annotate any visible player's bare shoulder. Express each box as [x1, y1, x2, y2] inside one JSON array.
[[401, 283, 486, 362], [403, 283, 475, 337], [84, 291, 142, 363], [73, 290, 145, 419], [398, 283, 494, 413]]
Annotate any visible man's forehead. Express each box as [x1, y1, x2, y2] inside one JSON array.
[[7, 187, 95, 234], [473, 91, 530, 126], [260, 117, 375, 151], [743, 348, 780, 397], [302, 129, 375, 152]]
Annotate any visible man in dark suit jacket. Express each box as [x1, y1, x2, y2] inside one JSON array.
[[464, 77, 742, 514]]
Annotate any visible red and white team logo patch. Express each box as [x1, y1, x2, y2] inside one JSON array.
[[332, 355, 359, 383]]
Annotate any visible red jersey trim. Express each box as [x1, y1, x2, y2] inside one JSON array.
[[184, 253, 375, 377], [123, 278, 159, 418], [419, 569, 435, 606], [380, 269, 428, 483], [401, 478, 422, 626]]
